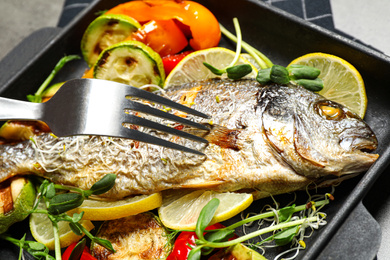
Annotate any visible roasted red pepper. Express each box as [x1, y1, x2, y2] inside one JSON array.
[[62, 242, 97, 260], [167, 223, 228, 260], [162, 50, 193, 75], [130, 19, 188, 57], [106, 0, 221, 51]]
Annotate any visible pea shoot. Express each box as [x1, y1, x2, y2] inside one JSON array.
[[217, 18, 324, 91], [27, 55, 80, 103], [203, 18, 253, 80], [1, 174, 117, 260], [181, 195, 331, 260]]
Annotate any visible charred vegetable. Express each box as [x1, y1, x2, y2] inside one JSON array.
[[91, 212, 170, 259], [81, 14, 141, 67]]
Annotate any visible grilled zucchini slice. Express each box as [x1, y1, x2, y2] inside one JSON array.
[[93, 41, 165, 88], [81, 14, 141, 67]]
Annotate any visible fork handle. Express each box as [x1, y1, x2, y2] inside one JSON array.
[[0, 97, 42, 121]]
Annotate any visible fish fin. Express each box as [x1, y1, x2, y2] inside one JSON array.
[[185, 124, 242, 150], [205, 124, 242, 150]]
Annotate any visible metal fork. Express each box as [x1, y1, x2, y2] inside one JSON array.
[[0, 79, 210, 155]]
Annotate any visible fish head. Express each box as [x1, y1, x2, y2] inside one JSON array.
[[259, 84, 378, 178]]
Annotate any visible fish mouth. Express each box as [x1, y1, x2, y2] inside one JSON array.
[[339, 135, 378, 153], [339, 124, 378, 153]]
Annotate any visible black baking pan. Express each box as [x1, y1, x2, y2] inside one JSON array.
[[1, 0, 390, 259]]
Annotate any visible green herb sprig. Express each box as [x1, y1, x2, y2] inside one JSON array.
[[203, 18, 253, 80], [1, 174, 117, 260], [27, 55, 80, 103], [219, 19, 323, 92], [256, 64, 324, 91], [184, 196, 331, 260]]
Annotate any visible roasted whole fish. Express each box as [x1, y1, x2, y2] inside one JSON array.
[[0, 79, 378, 199]]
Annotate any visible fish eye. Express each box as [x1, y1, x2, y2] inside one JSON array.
[[315, 101, 345, 120]]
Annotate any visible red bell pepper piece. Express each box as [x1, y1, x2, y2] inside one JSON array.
[[162, 51, 193, 75], [62, 242, 97, 260], [166, 223, 230, 260]]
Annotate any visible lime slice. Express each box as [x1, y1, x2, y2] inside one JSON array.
[[158, 190, 253, 230], [29, 201, 94, 250], [81, 13, 141, 67], [164, 47, 258, 88], [289, 52, 367, 118], [68, 193, 162, 221], [94, 40, 165, 88], [0, 177, 36, 234]]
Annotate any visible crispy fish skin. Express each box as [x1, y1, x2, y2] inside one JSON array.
[[0, 79, 378, 199]]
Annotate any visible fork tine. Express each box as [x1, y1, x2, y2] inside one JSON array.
[[124, 86, 210, 119], [118, 127, 205, 155], [124, 100, 209, 131], [122, 113, 208, 143]]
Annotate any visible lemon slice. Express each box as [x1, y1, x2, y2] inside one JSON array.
[[68, 193, 162, 221], [164, 47, 258, 88], [158, 190, 253, 230], [289, 52, 367, 118], [29, 202, 94, 250]]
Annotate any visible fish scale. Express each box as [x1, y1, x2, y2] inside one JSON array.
[[0, 79, 378, 199]]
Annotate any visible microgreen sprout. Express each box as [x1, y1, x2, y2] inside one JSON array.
[[178, 194, 331, 260], [1, 174, 117, 260], [203, 18, 253, 80], [27, 55, 80, 103], [219, 22, 273, 69], [219, 19, 323, 92], [256, 64, 324, 92]]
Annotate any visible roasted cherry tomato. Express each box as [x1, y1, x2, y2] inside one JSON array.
[[62, 242, 97, 260], [130, 19, 188, 57], [167, 223, 228, 260], [106, 0, 221, 51], [162, 50, 193, 75]]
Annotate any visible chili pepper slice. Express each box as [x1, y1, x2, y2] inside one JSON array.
[[106, 0, 221, 51]]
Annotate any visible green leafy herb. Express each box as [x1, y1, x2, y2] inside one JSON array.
[[256, 64, 324, 92], [27, 55, 80, 103], [88, 173, 117, 196], [203, 18, 253, 80], [287, 64, 321, 79], [219, 19, 324, 92], [176, 195, 331, 259], [69, 238, 86, 260], [270, 65, 290, 84], [274, 226, 300, 246], [195, 198, 220, 240], [294, 78, 324, 91], [256, 68, 271, 84], [226, 64, 253, 79], [48, 193, 84, 215], [0, 234, 53, 260], [1, 174, 117, 260]]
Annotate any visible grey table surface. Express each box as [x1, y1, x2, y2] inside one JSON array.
[[0, 0, 389, 259]]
